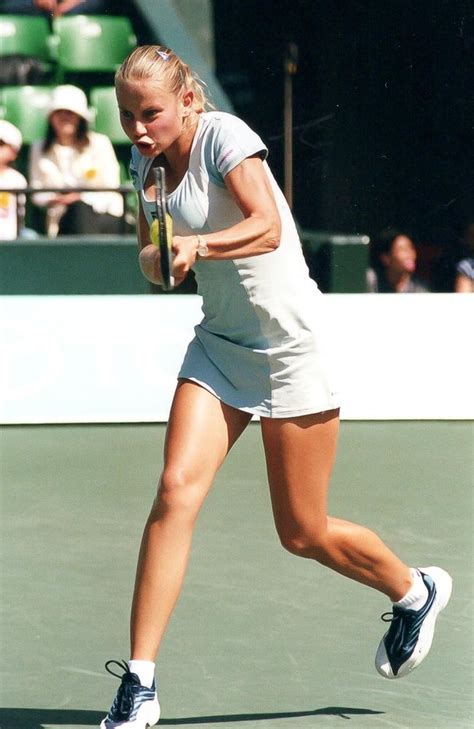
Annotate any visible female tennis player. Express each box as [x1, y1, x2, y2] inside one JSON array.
[[101, 45, 452, 728]]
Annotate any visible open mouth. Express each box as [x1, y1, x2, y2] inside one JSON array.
[[136, 139, 154, 152]]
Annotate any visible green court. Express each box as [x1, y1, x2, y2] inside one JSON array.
[[1, 421, 472, 729]]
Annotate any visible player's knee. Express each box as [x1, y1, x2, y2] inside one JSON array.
[[278, 526, 329, 560], [156, 467, 204, 518]]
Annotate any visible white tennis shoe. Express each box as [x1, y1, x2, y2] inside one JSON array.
[[375, 566, 452, 679], [100, 660, 160, 728]]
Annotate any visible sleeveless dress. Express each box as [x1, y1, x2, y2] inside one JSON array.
[[130, 111, 340, 418]]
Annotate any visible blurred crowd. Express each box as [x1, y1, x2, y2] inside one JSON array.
[[0, 2, 471, 293], [0, 87, 124, 238], [0, 0, 136, 239]]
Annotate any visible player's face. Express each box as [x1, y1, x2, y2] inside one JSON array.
[[116, 79, 192, 157]]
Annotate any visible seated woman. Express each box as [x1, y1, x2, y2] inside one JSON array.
[[29, 85, 124, 236], [367, 228, 430, 293]]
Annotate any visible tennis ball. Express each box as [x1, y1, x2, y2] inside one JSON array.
[[150, 219, 159, 245], [150, 215, 173, 246]]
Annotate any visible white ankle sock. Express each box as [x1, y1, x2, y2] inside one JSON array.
[[394, 568, 428, 611], [127, 660, 155, 688]]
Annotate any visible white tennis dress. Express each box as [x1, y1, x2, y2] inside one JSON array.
[[131, 111, 340, 417]]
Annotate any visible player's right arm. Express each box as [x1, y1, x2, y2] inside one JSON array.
[[137, 198, 163, 285]]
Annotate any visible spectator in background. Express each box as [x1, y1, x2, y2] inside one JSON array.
[[367, 228, 430, 293], [0, 0, 111, 14], [454, 222, 474, 293], [0, 120, 28, 240], [29, 85, 123, 237], [32, 0, 109, 13]]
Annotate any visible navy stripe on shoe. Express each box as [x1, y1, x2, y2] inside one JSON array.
[[105, 660, 156, 723], [381, 572, 436, 676]]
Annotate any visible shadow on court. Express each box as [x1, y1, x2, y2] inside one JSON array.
[[0, 706, 385, 727]]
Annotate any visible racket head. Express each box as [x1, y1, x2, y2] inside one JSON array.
[[153, 166, 174, 291]]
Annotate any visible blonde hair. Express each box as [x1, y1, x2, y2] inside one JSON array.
[[115, 45, 213, 113]]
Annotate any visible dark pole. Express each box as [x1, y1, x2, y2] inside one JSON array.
[[284, 42, 298, 210]]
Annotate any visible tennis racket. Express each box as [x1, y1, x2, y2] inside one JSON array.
[[151, 166, 174, 291]]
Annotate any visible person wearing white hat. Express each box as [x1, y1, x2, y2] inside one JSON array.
[[48, 84, 93, 123], [29, 84, 124, 237], [0, 120, 29, 240]]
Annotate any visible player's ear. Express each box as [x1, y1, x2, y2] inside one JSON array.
[[182, 89, 194, 116]]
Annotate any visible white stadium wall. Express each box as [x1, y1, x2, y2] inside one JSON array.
[[1, 294, 472, 424]]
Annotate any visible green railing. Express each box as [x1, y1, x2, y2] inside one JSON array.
[[0, 231, 369, 295]]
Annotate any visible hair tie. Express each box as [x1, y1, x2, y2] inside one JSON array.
[[155, 50, 170, 61]]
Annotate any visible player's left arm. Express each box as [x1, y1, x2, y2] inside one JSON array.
[[220, 154, 282, 256], [171, 155, 281, 280]]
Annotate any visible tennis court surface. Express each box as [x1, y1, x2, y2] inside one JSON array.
[[1, 421, 472, 729]]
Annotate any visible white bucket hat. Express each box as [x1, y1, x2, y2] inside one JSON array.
[[0, 119, 22, 152], [48, 85, 92, 122]]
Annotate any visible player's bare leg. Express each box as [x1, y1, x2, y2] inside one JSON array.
[[130, 380, 251, 661], [260, 409, 452, 678], [261, 409, 412, 598], [101, 381, 251, 728]]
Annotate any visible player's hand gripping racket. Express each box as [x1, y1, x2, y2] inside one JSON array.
[[151, 166, 174, 291]]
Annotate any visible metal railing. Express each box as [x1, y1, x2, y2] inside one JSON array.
[[1, 184, 136, 238]]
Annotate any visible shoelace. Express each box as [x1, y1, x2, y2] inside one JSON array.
[[381, 605, 420, 626], [105, 659, 140, 720], [380, 605, 427, 657], [380, 608, 412, 635]]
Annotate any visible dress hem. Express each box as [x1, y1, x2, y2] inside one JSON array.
[[178, 376, 341, 419]]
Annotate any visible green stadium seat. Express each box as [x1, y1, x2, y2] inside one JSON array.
[[90, 86, 130, 145], [0, 15, 53, 62], [50, 15, 136, 79], [0, 86, 52, 144]]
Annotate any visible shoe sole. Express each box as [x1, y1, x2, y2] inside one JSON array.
[[375, 565, 452, 679], [100, 717, 160, 729], [100, 718, 160, 728], [100, 699, 160, 728]]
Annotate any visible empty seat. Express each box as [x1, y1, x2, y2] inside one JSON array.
[[0, 86, 52, 144], [90, 86, 130, 145], [51, 15, 136, 78], [0, 15, 53, 62]]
